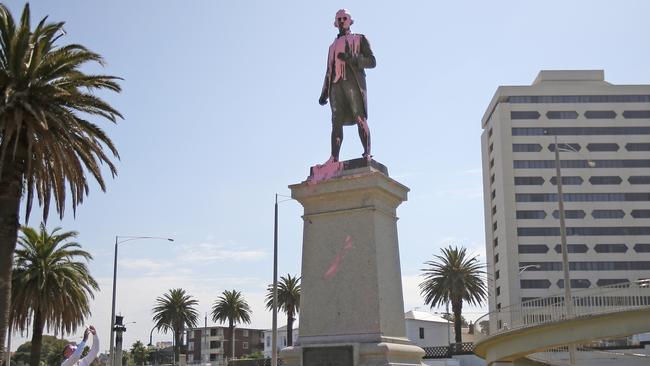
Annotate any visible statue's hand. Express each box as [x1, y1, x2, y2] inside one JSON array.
[[337, 52, 351, 61], [319, 95, 328, 106]]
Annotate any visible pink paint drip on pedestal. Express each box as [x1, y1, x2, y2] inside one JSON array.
[[323, 235, 354, 280]]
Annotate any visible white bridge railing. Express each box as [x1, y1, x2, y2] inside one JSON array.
[[475, 280, 650, 343]]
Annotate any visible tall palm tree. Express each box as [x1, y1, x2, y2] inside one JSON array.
[[152, 288, 199, 364], [265, 274, 300, 346], [10, 224, 98, 366], [419, 246, 486, 344], [211, 290, 251, 359], [0, 4, 122, 359]]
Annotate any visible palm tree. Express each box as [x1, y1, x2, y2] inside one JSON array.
[[10, 224, 99, 366], [265, 274, 300, 346], [0, 4, 122, 358], [130, 341, 149, 366], [419, 246, 486, 344], [152, 289, 199, 364], [211, 290, 252, 359]]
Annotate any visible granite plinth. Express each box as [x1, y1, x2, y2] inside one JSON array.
[[283, 165, 424, 366]]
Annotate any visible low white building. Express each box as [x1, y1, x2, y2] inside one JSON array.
[[404, 310, 454, 347], [262, 323, 299, 358]]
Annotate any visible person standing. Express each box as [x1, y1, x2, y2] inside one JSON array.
[[319, 9, 376, 162], [61, 326, 99, 366]]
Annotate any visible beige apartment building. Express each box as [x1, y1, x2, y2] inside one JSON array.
[[481, 70, 650, 327]]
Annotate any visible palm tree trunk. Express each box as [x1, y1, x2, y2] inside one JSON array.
[[451, 300, 463, 344], [229, 319, 235, 359], [174, 329, 180, 365], [29, 311, 44, 366], [286, 311, 294, 347], [0, 153, 23, 366]]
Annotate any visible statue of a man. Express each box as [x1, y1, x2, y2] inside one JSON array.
[[319, 9, 376, 162]]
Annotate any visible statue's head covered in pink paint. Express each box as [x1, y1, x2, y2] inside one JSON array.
[[334, 9, 353, 30]]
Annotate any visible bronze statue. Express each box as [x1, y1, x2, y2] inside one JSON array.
[[319, 9, 376, 162]]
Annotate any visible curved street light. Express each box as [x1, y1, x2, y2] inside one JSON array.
[[109, 236, 174, 366]]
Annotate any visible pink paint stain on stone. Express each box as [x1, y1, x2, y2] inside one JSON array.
[[323, 235, 354, 280], [308, 157, 343, 185]]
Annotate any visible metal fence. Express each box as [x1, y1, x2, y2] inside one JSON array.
[[475, 280, 650, 343], [422, 342, 475, 359]]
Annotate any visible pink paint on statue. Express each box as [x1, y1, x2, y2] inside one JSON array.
[[328, 9, 362, 83], [323, 235, 354, 280], [307, 156, 342, 185]]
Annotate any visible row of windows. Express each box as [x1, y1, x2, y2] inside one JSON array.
[[515, 176, 650, 185], [512, 127, 650, 136], [515, 192, 650, 202], [520, 279, 593, 289], [511, 110, 650, 120], [513, 142, 650, 152], [517, 226, 650, 236], [508, 95, 650, 104], [514, 159, 650, 169], [518, 243, 649, 254], [519, 260, 650, 271], [517, 209, 650, 219]]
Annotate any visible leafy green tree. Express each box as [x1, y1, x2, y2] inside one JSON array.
[[211, 290, 252, 358], [11, 335, 70, 366], [0, 4, 122, 360], [130, 341, 148, 366], [11, 224, 98, 366], [419, 246, 486, 344], [265, 274, 300, 346], [152, 289, 199, 364]]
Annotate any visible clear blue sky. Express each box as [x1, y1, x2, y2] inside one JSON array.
[[6, 0, 650, 351]]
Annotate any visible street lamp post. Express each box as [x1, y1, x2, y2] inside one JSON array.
[[552, 136, 586, 365], [272, 194, 279, 366], [109, 236, 174, 366]]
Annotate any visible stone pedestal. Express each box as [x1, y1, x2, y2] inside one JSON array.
[[282, 160, 424, 366]]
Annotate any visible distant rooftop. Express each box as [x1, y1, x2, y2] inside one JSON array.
[[533, 70, 605, 85], [404, 310, 449, 323]]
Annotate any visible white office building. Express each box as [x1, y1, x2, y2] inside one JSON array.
[[481, 70, 650, 326]]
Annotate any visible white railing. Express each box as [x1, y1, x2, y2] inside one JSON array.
[[475, 280, 650, 343]]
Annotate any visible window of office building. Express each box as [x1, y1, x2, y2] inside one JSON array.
[[594, 244, 628, 253], [210, 329, 218, 336], [634, 244, 650, 253], [546, 111, 578, 119], [550, 176, 583, 185], [557, 279, 591, 288], [210, 354, 217, 361], [266, 336, 271, 347], [515, 159, 650, 169], [626, 143, 650, 151], [552, 210, 585, 219], [591, 210, 625, 219], [585, 110, 617, 119], [518, 244, 549, 254], [512, 126, 650, 136], [520, 261, 650, 271], [589, 176, 622, 185], [547, 143, 581, 152], [513, 143, 543, 152], [243, 342, 249, 350], [596, 279, 630, 287], [508, 95, 650, 104], [495, 253, 499, 263], [243, 329, 248, 337], [492, 205, 497, 215], [493, 237, 499, 247], [495, 270, 500, 279], [517, 192, 650, 203], [511, 111, 541, 119], [519, 226, 650, 236], [623, 110, 650, 119], [517, 210, 547, 219], [210, 341, 220, 349], [496, 287, 501, 296], [629, 176, 650, 185], [553, 244, 588, 253], [587, 143, 619, 152], [493, 221, 497, 231], [520, 279, 551, 289], [514, 176, 545, 185], [631, 210, 650, 218], [419, 327, 425, 339]]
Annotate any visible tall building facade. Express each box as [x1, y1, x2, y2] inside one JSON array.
[[481, 70, 650, 327], [186, 326, 265, 365]]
